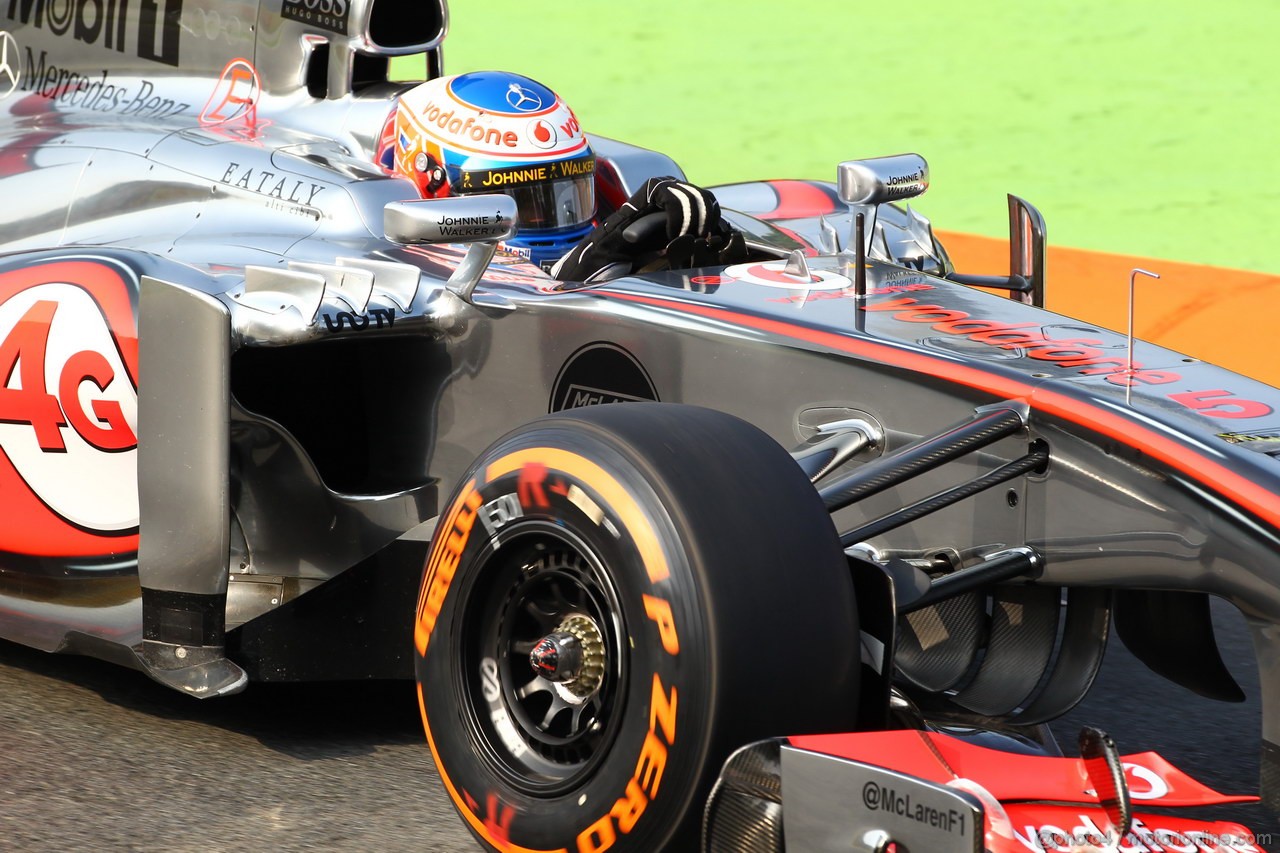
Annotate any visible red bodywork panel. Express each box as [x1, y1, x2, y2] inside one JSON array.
[[788, 730, 1267, 852]]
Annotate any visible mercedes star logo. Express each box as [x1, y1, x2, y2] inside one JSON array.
[[506, 83, 543, 112], [0, 32, 20, 100]]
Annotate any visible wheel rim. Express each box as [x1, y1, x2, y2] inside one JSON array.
[[458, 522, 628, 796]]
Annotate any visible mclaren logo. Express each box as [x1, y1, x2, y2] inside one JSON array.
[[0, 31, 18, 99], [550, 343, 659, 412]]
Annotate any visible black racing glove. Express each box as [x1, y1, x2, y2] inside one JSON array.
[[552, 177, 747, 281]]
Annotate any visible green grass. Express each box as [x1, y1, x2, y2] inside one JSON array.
[[436, 1, 1279, 273]]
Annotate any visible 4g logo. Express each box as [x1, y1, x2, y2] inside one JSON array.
[[0, 299, 136, 452], [0, 261, 141, 557]]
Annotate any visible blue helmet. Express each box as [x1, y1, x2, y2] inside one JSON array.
[[392, 71, 596, 267]]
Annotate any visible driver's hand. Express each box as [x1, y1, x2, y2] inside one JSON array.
[[552, 177, 745, 282], [644, 178, 722, 241]]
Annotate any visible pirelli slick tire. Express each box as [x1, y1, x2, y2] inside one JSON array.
[[414, 403, 859, 852]]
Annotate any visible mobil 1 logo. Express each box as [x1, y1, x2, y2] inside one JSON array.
[[281, 0, 349, 35]]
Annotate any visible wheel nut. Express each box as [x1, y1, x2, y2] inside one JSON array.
[[530, 632, 583, 683]]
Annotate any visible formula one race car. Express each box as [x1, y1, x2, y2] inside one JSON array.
[[1, 2, 1276, 851]]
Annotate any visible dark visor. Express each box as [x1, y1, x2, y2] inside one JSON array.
[[456, 157, 596, 230]]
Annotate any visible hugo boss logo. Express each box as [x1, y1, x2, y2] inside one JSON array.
[[280, 0, 349, 35]]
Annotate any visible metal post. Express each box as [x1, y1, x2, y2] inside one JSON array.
[[854, 212, 867, 298]]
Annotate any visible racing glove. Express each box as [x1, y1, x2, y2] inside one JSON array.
[[551, 177, 747, 282]]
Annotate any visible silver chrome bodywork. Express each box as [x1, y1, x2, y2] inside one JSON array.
[[3, 0, 1280, 815]]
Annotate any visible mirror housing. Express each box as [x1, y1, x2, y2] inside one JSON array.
[[838, 154, 929, 205], [1007, 194, 1046, 307], [384, 195, 520, 307], [837, 155, 929, 262], [944, 195, 1047, 307], [384, 195, 518, 245]]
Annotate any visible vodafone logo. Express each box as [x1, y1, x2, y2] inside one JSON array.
[[527, 119, 557, 149], [1124, 762, 1171, 800], [399, 77, 589, 160], [416, 100, 519, 149], [0, 261, 139, 557], [721, 261, 851, 291], [1082, 762, 1170, 801]]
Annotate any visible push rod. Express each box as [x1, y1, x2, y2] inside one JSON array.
[[839, 446, 1048, 547], [820, 405, 1026, 513]]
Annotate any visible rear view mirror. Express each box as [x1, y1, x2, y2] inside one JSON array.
[[944, 195, 1048, 308], [837, 155, 929, 264], [838, 154, 929, 205], [384, 195, 517, 245], [384, 195, 519, 306]]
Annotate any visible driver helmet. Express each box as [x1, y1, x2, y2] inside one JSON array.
[[387, 71, 596, 267]]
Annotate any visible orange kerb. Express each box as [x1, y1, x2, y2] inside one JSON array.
[[937, 231, 1280, 387]]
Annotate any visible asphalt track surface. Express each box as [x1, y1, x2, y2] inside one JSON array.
[[0, 645, 476, 852], [1, 599, 1276, 852]]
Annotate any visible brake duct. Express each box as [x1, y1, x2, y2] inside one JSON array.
[[806, 401, 1247, 735], [804, 403, 1108, 727]]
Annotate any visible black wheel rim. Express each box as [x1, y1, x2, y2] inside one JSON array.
[[457, 521, 628, 796]]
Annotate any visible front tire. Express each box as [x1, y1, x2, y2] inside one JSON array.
[[415, 403, 859, 851]]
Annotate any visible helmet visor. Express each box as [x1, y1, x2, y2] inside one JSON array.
[[455, 155, 596, 231], [505, 175, 595, 230]]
